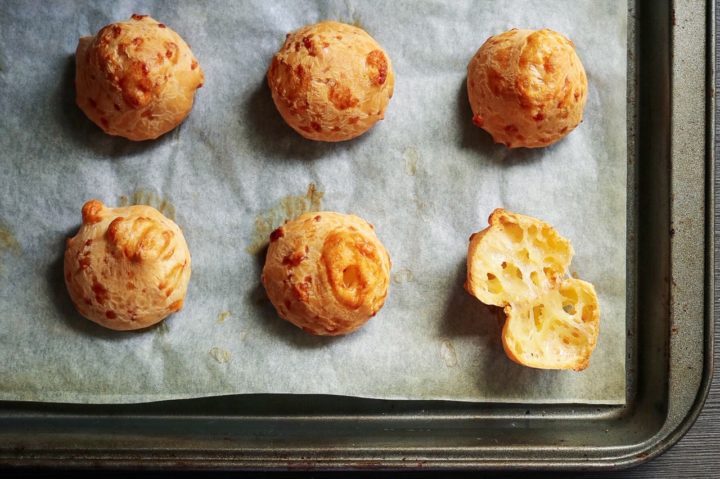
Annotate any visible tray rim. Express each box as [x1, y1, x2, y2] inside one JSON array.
[[633, 0, 717, 466]]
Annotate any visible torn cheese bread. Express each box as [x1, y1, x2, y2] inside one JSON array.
[[465, 209, 599, 370]]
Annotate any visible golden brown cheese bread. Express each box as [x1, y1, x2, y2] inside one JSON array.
[[467, 28, 587, 148], [267, 21, 394, 142], [465, 209, 599, 370], [75, 14, 204, 141], [64, 199, 191, 330], [261, 212, 391, 335]]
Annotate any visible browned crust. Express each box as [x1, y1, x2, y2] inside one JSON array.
[[466, 28, 587, 148], [262, 211, 391, 335], [64, 200, 191, 330], [75, 15, 204, 141], [267, 21, 395, 142]]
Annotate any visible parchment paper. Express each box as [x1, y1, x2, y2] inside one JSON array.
[[0, 0, 627, 403]]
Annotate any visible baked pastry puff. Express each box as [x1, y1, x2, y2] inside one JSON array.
[[465, 209, 600, 370], [75, 14, 204, 141], [267, 21, 394, 142], [261, 212, 391, 335], [64, 199, 191, 330], [467, 29, 587, 148]]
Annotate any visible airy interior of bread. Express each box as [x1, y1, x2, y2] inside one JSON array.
[[502, 278, 599, 370], [466, 209, 599, 371], [466, 210, 573, 306]]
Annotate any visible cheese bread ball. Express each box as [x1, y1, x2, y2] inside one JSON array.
[[75, 14, 204, 141], [267, 21, 394, 142], [262, 212, 391, 335], [465, 209, 599, 370], [467, 28, 587, 148], [64, 199, 191, 330]]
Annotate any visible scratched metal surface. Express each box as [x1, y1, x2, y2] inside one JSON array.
[[567, 4, 719, 476]]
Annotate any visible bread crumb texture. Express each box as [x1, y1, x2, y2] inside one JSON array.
[[465, 209, 599, 370]]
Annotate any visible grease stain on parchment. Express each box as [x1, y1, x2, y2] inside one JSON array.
[[118, 188, 177, 221], [155, 321, 169, 336], [246, 183, 324, 254], [440, 340, 458, 368], [209, 347, 231, 364], [217, 311, 231, 323], [0, 222, 21, 273], [0, 223, 20, 254], [392, 268, 414, 284], [403, 147, 419, 176]]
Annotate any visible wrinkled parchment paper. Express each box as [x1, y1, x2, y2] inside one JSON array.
[[0, 0, 626, 403]]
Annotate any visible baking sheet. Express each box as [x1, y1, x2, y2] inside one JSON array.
[[0, 0, 626, 403]]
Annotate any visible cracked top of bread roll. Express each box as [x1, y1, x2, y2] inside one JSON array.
[[75, 14, 204, 141], [64, 199, 191, 330], [467, 28, 587, 148], [465, 209, 599, 370], [261, 211, 391, 335], [267, 21, 394, 142]]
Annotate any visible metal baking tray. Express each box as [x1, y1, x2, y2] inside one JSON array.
[[0, 0, 714, 470]]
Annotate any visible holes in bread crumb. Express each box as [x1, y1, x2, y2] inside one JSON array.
[[562, 303, 576, 315], [543, 267, 554, 279], [530, 271, 540, 287], [502, 221, 524, 242], [503, 262, 523, 280], [560, 284, 579, 303], [581, 305, 595, 323], [542, 225, 554, 237], [547, 239, 562, 251], [532, 304, 544, 331], [501, 261, 507, 269], [486, 273, 502, 293], [519, 248, 530, 261], [532, 237, 546, 251]]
